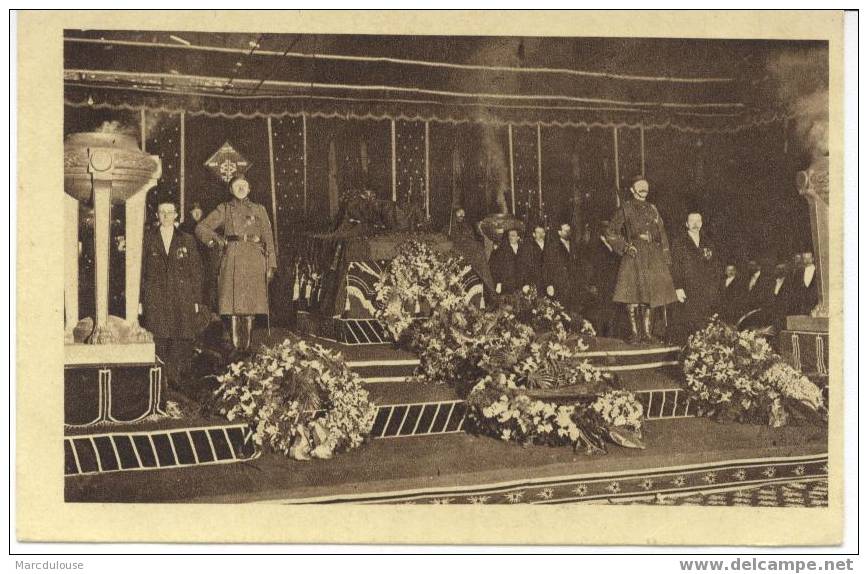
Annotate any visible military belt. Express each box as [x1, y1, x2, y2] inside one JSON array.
[[225, 234, 262, 243]]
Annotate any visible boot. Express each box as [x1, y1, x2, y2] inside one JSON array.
[[241, 315, 255, 352], [625, 305, 641, 345], [229, 315, 244, 360], [642, 305, 662, 345]]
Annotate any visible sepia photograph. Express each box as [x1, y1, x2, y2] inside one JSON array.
[[13, 9, 851, 548]]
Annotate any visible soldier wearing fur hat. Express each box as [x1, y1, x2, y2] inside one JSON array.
[[196, 176, 277, 354], [605, 176, 677, 344]]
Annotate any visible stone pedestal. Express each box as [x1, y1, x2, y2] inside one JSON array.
[[782, 155, 830, 379], [63, 132, 162, 348], [793, 155, 830, 320]]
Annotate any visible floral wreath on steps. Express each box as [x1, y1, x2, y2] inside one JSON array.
[[681, 316, 825, 428], [212, 335, 377, 461]]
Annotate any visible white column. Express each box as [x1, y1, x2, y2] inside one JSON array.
[[612, 126, 620, 191], [89, 178, 114, 344], [508, 124, 515, 215], [536, 123, 543, 212], [124, 190, 148, 339], [267, 116, 279, 258], [424, 121, 430, 218], [390, 119, 397, 202], [140, 108, 147, 153], [179, 111, 186, 221], [64, 193, 79, 342], [640, 124, 646, 176], [302, 114, 308, 215]]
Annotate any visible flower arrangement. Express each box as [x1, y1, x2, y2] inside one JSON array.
[[681, 316, 825, 427], [374, 239, 471, 340], [213, 335, 377, 460], [406, 299, 606, 396], [466, 373, 645, 453], [504, 286, 573, 335], [373, 239, 641, 457]]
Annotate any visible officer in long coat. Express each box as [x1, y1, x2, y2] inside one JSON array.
[[605, 177, 677, 344], [141, 199, 203, 387], [670, 212, 721, 342], [196, 176, 277, 353]]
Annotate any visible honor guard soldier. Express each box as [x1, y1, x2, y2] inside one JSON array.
[[196, 176, 277, 354], [605, 176, 677, 344]]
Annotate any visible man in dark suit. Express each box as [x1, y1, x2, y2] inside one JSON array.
[[584, 220, 621, 338], [517, 223, 547, 294], [718, 263, 745, 324], [489, 228, 523, 299], [763, 261, 795, 332], [670, 212, 720, 342], [790, 251, 819, 315], [743, 259, 772, 317], [141, 199, 204, 388], [543, 222, 585, 313]]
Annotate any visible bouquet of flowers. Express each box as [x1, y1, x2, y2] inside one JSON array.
[[467, 373, 645, 453], [213, 336, 377, 460], [374, 239, 470, 340], [681, 316, 825, 426]]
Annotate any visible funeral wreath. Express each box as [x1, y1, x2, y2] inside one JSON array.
[[681, 316, 825, 427], [213, 335, 377, 460]]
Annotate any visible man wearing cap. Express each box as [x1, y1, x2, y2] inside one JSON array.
[[605, 177, 677, 344], [670, 211, 720, 341], [196, 176, 277, 354], [140, 199, 204, 388]]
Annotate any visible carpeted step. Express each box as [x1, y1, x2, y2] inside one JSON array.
[[65, 416, 828, 505]]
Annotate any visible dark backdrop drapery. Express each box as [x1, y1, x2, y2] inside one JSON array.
[[65, 104, 813, 326]]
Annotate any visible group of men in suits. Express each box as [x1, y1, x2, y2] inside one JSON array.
[[488, 221, 593, 314], [719, 252, 819, 331], [481, 197, 819, 344]]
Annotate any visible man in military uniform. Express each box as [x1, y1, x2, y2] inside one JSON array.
[[605, 177, 677, 344], [196, 176, 277, 354]]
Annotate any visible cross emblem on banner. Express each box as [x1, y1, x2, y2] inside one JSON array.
[[204, 142, 252, 183]]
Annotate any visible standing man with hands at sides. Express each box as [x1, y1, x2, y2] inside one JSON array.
[[518, 223, 548, 294], [670, 211, 720, 342], [605, 176, 677, 345], [543, 222, 583, 314], [196, 175, 277, 357], [140, 197, 203, 389], [489, 228, 523, 299]]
